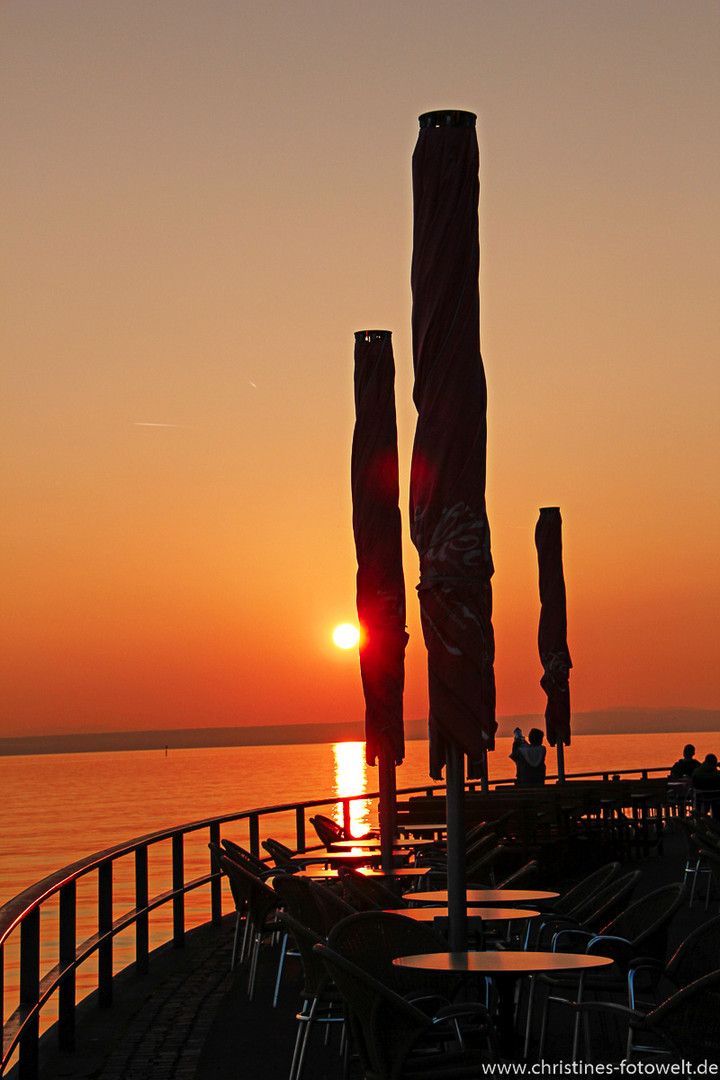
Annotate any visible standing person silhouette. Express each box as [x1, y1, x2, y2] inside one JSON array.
[[510, 727, 546, 785]]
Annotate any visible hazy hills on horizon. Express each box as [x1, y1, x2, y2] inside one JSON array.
[[0, 707, 717, 757]]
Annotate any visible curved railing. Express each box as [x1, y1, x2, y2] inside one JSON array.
[[0, 765, 671, 1079]]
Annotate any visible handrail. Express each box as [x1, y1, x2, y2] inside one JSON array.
[[0, 764, 672, 1078]]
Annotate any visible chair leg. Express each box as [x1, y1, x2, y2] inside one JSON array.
[[294, 995, 319, 1080], [523, 975, 537, 1059], [248, 931, 261, 1000], [240, 908, 252, 963], [231, 909, 244, 971], [274, 932, 289, 1008], [289, 999, 311, 1080]]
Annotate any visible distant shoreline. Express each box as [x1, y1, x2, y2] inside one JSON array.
[[0, 708, 717, 757]]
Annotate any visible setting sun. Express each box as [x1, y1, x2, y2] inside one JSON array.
[[333, 624, 360, 650]]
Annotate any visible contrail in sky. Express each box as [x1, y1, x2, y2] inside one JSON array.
[[134, 421, 185, 427]]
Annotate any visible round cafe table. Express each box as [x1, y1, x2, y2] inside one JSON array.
[[387, 906, 541, 923], [290, 851, 384, 866], [294, 866, 430, 880], [329, 838, 438, 852], [393, 950, 612, 1059], [401, 887, 559, 906]]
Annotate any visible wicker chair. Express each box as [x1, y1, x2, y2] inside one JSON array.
[[208, 841, 248, 970], [570, 968, 720, 1062], [219, 854, 284, 1000], [310, 879, 357, 934], [337, 866, 408, 911], [314, 942, 499, 1078], [673, 818, 712, 907], [691, 836, 720, 910], [663, 913, 720, 991], [534, 869, 642, 950], [221, 837, 274, 878], [262, 837, 308, 872], [277, 912, 345, 1080], [536, 883, 686, 1058], [327, 910, 454, 999], [523, 860, 622, 948], [309, 814, 347, 848]]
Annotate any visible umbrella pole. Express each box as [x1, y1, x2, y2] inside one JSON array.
[[378, 749, 397, 875], [445, 741, 467, 950], [556, 742, 566, 783]]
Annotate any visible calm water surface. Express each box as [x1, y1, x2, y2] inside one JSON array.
[[0, 730, 717, 1032], [3, 730, 717, 906]]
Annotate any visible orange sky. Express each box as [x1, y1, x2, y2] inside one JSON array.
[[1, 2, 718, 739]]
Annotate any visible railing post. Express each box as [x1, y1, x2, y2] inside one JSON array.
[[295, 807, 306, 853], [342, 799, 351, 837], [19, 906, 40, 1080], [98, 862, 113, 1007], [209, 822, 222, 926], [135, 846, 149, 974], [172, 834, 184, 947], [58, 880, 77, 1051]]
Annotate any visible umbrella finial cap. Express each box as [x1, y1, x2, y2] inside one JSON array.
[[354, 330, 392, 343], [418, 110, 477, 129]]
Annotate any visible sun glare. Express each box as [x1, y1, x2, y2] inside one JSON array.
[[333, 741, 372, 838], [333, 623, 359, 649]]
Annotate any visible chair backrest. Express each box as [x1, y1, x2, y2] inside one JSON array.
[[315, 940, 497, 1077], [574, 869, 642, 929], [262, 837, 299, 870], [666, 914, 720, 989], [466, 843, 507, 885], [497, 859, 538, 889], [554, 861, 621, 916], [465, 832, 498, 860], [208, 842, 245, 910], [337, 867, 408, 911], [314, 941, 431, 1079], [601, 882, 685, 960], [310, 814, 346, 848], [309, 879, 357, 933], [271, 872, 327, 936], [645, 968, 720, 1062], [277, 911, 330, 998], [221, 837, 270, 876], [327, 910, 448, 996], [220, 854, 279, 927]]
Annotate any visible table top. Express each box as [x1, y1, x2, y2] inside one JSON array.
[[402, 888, 559, 905], [393, 950, 613, 976], [397, 823, 447, 834], [384, 906, 541, 922], [329, 838, 438, 850], [290, 851, 383, 864], [293, 866, 430, 879]]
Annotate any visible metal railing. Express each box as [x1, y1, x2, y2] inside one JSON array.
[[0, 765, 671, 1079]]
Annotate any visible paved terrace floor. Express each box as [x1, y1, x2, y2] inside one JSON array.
[[26, 819, 715, 1080]]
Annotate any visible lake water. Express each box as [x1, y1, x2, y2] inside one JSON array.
[[3, 729, 717, 907]]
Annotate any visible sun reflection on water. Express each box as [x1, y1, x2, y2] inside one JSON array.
[[332, 742, 373, 838]]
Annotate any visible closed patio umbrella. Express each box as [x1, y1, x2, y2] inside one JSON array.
[[409, 111, 496, 947], [535, 506, 572, 780], [352, 329, 408, 873]]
